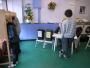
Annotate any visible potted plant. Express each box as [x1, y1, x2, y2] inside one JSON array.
[[48, 2, 56, 10], [25, 5, 33, 23]]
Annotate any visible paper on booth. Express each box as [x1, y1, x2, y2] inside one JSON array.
[[38, 31, 42, 37]]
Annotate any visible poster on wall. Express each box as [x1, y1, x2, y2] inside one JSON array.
[[79, 6, 86, 14]]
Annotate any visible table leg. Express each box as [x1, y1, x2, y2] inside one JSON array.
[[85, 37, 90, 49], [71, 42, 73, 55], [54, 38, 57, 51]]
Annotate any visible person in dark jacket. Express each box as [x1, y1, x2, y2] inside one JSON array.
[[12, 16, 21, 54], [7, 22, 20, 67]]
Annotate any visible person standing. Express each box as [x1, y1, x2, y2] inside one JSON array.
[[7, 22, 20, 67], [12, 16, 21, 54], [59, 9, 76, 58]]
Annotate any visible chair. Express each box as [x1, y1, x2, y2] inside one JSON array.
[[53, 27, 60, 51], [35, 29, 45, 47], [43, 30, 53, 48], [75, 27, 83, 48], [85, 26, 90, 49], [70, 27, 83, 55]]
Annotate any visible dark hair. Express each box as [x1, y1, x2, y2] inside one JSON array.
[[12, 16, 15, 20], [65, 9, 73, 17]]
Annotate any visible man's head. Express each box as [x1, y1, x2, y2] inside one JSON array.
[[65, 9, 73, 17]]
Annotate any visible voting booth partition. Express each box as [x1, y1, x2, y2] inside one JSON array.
[[35, 29, 45, 47], [43, 30, 53, 48], [0, 10, 17, 67]]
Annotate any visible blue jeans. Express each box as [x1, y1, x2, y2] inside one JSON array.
[[61, 37, 74, 57]]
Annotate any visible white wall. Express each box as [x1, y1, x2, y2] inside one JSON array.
[[75, 0, 90, 20], [6, 0, 90, 23], [23, 0, 32, 7], [7, 0, 23, 23], [41, 0, 76, 23], [1, 0, 7, 10], [41, 0, 90, 23], [22, 0, 76, 23]]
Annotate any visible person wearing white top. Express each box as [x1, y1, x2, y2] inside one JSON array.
[[59, 9, 76, 58]]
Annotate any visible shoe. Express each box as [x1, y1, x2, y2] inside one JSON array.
[[63, 54, 67, 58], [63, 54, 70, 59], [16, 61, 19, 64], [59, 51, 63, 58], [8, 64, 16, 68]]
